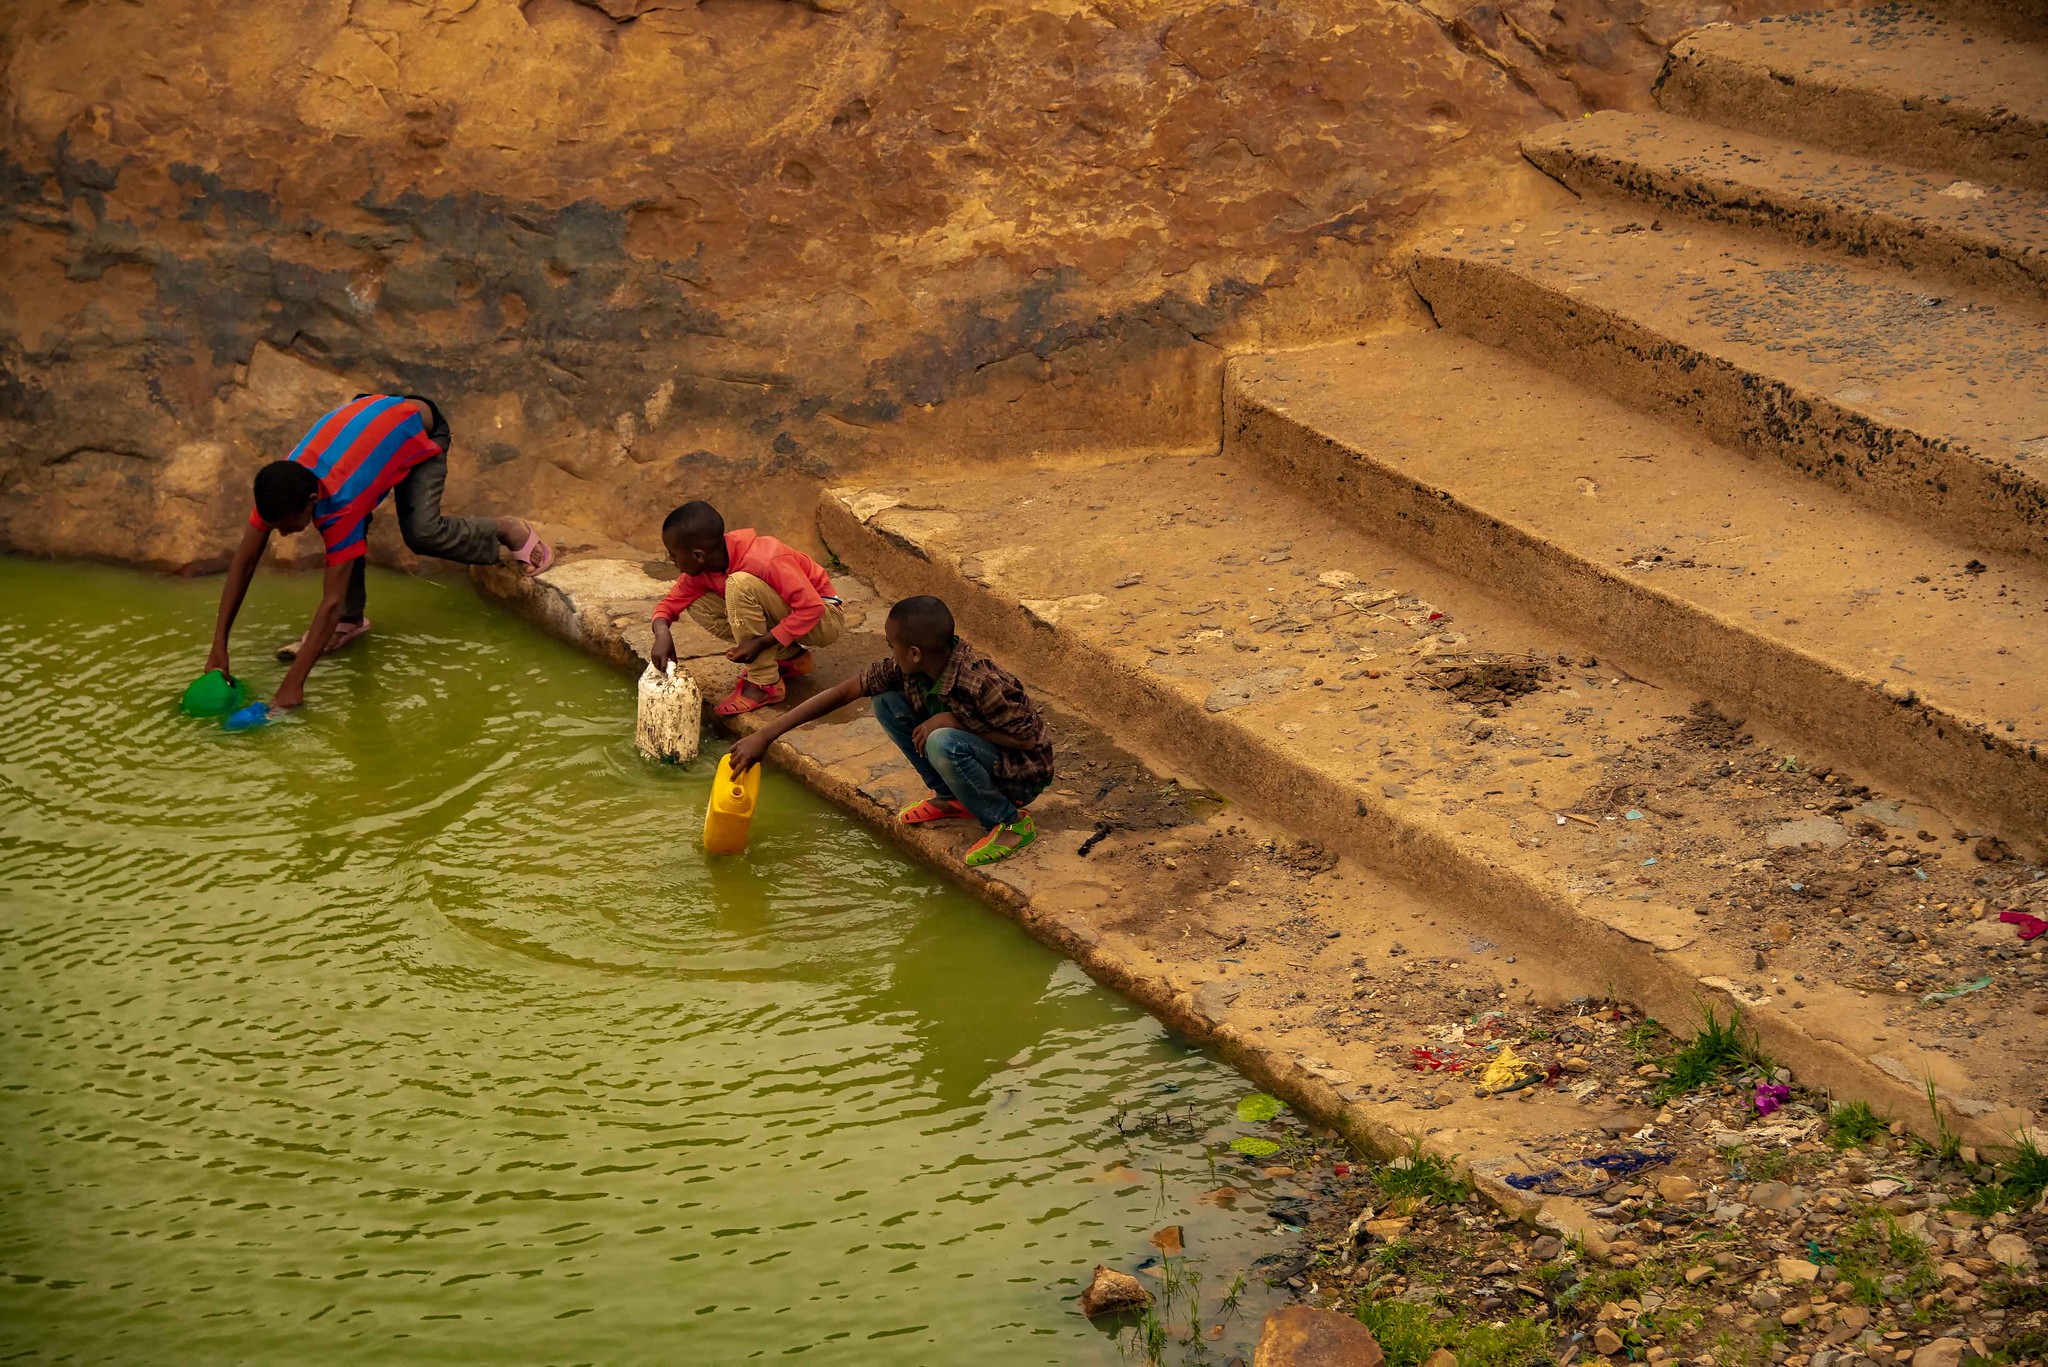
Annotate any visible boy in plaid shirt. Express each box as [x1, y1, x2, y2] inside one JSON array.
[[727, 595, 1051, 866]]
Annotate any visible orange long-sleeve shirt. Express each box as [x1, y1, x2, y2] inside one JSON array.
[[650, 529, 838, 646]]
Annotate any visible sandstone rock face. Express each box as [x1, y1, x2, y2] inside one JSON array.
[[1, 0, 1827, 571]]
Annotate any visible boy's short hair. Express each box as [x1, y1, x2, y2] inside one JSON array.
[[253, 461, 320, 524], [887, 595, 955, 651], [662, 500, 724, 548]]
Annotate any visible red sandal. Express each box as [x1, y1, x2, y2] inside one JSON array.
[[898, 795, 972, 824], [714, 678, 785, 716], [778, 649, 816, 679]]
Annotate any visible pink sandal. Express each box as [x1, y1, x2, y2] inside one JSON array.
[[714, 678, 785, 717], [276, 617, 373, 662], [510, 522, 555, 576]]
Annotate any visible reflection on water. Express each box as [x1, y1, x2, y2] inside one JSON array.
[[0, 559, 1286, 1363]]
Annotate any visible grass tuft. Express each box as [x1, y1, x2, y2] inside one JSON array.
[[1949, 1134, 2048, 1216], [1354, 1296, 1549, 1367], [1655, 1005, 1768, 1100], [1825, 1099, 1887, 1149], [1921, 1079, 1964, 1163], [1375, 1139, 1473, 1206]]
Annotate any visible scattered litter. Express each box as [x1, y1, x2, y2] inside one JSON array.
[[1477, 1045, 1542, 1096], [1504, 1148, 1671, 1196], [1642, 858, 1658, 867], [2000, 911, 2048, 942], [1920, 976, 1993, 1004], [1412, 1047, 1465, 1073], [1752, 1082, 1792, 1117], [1625, 809, 1644, 821]]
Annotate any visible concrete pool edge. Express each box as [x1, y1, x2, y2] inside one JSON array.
[[470, 545, 1655, 1256]]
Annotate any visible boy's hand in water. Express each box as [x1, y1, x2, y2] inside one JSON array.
[[728, 731, 770, 775], [272, 680, 305, 710], [204, 646, 232, 682], [911, 711, 962, 756], [725, 632, 778, 665]]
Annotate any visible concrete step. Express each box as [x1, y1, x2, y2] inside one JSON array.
[[1657, 5, 2048, 191], [1523, 110, 2048, 302], [1226, 330, 2048, 845], [822, 464, 2046, 1146], [1408, 205, 2048, 561], [468, 543, 1700, 1240]]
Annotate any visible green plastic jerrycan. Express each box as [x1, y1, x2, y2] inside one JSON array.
[[181, 669, 249, 717]]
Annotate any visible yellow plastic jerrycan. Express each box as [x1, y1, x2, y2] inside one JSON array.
[[702, 753, 761, 856]]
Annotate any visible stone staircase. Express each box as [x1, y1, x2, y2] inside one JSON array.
[[820, 5, 2048, 1141]]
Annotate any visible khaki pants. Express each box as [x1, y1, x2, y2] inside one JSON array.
[[687, 572, 845, 686]]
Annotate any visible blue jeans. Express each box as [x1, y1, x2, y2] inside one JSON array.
[[873, 691, 1020, 828]]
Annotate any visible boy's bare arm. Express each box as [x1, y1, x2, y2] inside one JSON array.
[[727, 677, 863, 774], [271, 558, 355, 709], [205, 522, 271, 679]]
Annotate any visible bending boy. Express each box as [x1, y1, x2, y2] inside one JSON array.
[[204, 394, 553, 709], [649, 501, 845, 716], [728, 595, 1052, 867]]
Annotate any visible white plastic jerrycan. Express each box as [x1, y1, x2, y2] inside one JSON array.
[[636, 661, 703, 763]]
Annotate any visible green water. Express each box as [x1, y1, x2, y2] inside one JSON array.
[[0, 559, 1292, 1363]]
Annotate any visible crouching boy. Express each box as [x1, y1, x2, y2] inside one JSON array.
[[649, 500, 845, 716], [725, 595, 1052, 867]]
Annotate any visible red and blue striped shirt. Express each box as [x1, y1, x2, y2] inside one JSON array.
[[248, 395, 444, 564]]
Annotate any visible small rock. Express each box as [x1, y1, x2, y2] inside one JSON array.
[[1150, 1225, 1185, 1256], [1751, 1182, 1808, 1213], [1839, 1305, 1872, 1332], [1777, 1256, 1821, 1282], [1686, 1265, 1714, 1285], [1658, 1175, 1699, 1202], [1594, 1326, 1624, 1356], [1750, 1288, 1784, 1313], [1423, 1351, 1458, 1367], [1911, 1338, 1966, 1367], [1253, 1304, 1387, 1367], [1480, 1259, 1511, 1277], [1079, 1265, 1150, 1318], [1986, 1232, 2037, 1268], [1531, 1235, 1563, 1260], [1781, 1304, 1813, 1326]]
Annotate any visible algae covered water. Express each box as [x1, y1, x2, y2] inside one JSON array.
[[0, 558, 1292, 1363]]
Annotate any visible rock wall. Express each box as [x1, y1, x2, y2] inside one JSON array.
[[0, 0, 1820, 572]]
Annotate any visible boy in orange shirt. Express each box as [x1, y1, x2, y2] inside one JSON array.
[[649, 501, 844, 716]]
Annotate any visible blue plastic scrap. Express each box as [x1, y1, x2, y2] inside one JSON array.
[[1504, 1148, 1672, 1196]]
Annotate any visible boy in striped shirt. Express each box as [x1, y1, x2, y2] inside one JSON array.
[[203, 394, 554, 710]]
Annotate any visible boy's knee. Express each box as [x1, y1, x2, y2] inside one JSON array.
[[398, 512, 456, 557], [725, 571, 786, 609], [926, 728, 978, 766]]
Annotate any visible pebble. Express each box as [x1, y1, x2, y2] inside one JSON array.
[[1986, 1232, 2037, 1268], [1777, 1256, 1822, 1282], [1594, 1326, 1624, 1356], [1751, 1181, 1809, 1212], [1658, 1174, 1699, 1202], [1911, 1338, 1966, 1367]]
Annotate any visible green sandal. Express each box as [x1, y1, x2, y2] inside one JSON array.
[[965, 811, 1036, 867]]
